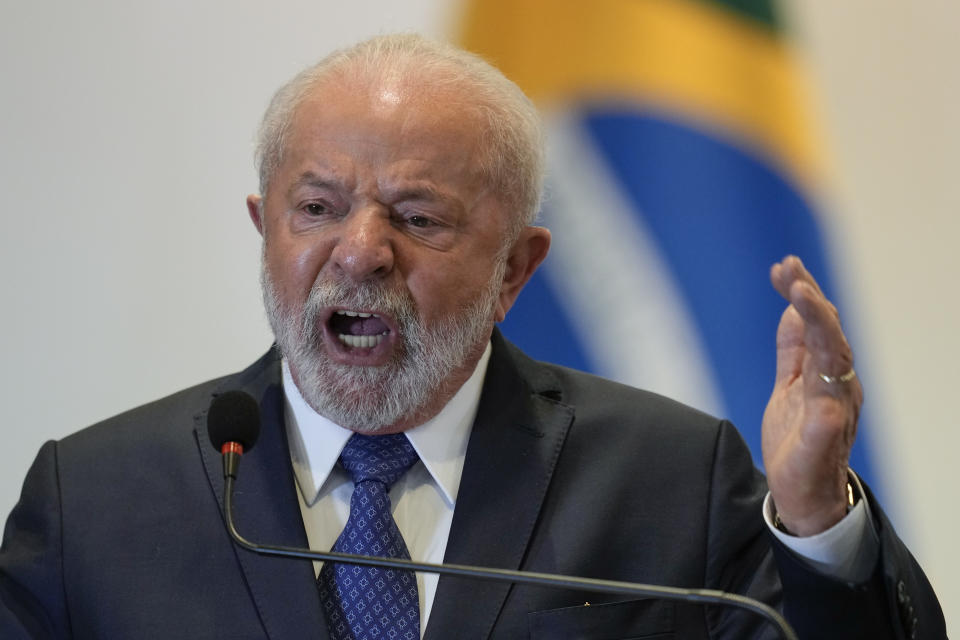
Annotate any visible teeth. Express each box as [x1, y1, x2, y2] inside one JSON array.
[[338, 332, 388, 348], [335, 310, 379, 318]]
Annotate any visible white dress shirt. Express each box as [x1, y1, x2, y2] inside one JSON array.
[[282, 344, 491, 633], [281, 340, 873, 636]]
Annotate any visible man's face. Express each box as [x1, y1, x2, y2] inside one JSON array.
[[250, 79, 519, 433]]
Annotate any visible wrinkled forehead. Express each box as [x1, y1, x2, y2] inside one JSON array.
[[290, 75, 494, 183]]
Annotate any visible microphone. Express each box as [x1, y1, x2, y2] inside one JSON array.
[[208, 390, 261, 479], [207, 391, 797, 640]]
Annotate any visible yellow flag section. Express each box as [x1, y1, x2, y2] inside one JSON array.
[[460, 0, 823, 189]]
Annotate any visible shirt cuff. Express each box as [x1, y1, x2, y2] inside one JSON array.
[[762, 481, 878, 583]]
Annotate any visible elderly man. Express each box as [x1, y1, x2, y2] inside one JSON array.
[[0, 34, 944, 639]]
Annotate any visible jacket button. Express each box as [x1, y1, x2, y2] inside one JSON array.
[[897, 580, 908, 604]]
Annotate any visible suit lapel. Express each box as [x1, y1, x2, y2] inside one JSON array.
[[196, 349, 329, 640], [425, 332, 575, 639], [194, 335, 574, 640]]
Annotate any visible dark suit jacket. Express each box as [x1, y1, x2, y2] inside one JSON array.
[[0, 332, 945, 638]]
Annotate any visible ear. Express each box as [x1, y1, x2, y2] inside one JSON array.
[[247, 194, 265, 236], [495, 226, 551, 322]]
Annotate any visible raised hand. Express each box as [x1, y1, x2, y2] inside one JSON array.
[[762, 256, 863, 536]]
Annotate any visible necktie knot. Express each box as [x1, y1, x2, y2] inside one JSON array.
[[339, 432, 419, 488]]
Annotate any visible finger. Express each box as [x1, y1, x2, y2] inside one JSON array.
[[773, 305, 806, 382], [771, 255, 837, 319], [788, 280, 855, 382], [770, 255, 822, 297]]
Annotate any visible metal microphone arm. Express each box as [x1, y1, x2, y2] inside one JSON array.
[[221, 468, 797, 640]]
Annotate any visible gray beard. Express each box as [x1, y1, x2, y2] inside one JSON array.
[[261, 258, 503, 433]]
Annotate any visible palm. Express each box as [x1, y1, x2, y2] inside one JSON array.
[[761, 257, 862, 536]]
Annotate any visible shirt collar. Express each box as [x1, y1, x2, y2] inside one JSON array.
[[282, 341, 492, 509]]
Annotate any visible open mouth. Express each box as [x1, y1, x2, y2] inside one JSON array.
[[328, 310, 391, 349]]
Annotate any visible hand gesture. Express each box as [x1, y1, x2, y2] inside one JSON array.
[[762, 256, 863, 536]]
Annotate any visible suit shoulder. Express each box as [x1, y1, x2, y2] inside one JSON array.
[[59, 376, 227, 453], [551, 361, 718, 421], [494, 331, 726, 438], [59, 348, 280, 456]]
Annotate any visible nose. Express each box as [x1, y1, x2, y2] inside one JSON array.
[[330, 208, 395, 282]]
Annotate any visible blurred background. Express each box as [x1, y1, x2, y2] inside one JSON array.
[[1, 0, 955, 632]]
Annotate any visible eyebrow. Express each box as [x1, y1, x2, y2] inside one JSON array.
[[380, 184, 456, 207], [288, 172, 343, 196], [287, 172, 460, 209]]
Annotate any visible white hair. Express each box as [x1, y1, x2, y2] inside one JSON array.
[[254, 33, 545, 238]]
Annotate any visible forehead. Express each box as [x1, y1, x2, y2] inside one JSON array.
[[271, 77, 511, 232], [285, 77, 487, 174]]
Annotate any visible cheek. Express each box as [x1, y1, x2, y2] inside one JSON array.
[[264, 236, 331, 305], [404, 258, 498, 323]]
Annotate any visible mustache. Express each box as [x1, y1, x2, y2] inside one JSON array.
[[302, 277, 420, 332]]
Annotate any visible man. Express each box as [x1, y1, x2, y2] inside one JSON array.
[[0, 34, 945, 639]]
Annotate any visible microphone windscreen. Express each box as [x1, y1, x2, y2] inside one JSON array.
[[207, 390, 261, 452]]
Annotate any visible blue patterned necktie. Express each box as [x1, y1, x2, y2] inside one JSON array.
[[318, 433, 421, 640]]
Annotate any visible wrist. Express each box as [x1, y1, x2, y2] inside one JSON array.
[[773, 479, 859, 537]]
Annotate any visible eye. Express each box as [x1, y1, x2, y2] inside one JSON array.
[[304, 202, 330, 216], [394, 210, 457, 249], [406, 215, 434, 228]]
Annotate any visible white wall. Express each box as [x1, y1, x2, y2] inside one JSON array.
[[0, 0, 452, 502], [785, 2, 960, 629], [0, 0, 955, 632]]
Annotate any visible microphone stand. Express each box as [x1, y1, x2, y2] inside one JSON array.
[[222, 468, 797, 640]]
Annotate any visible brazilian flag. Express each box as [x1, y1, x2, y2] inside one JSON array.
[[459, 0, 876, 484]]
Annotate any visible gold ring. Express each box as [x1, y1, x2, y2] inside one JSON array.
[[818, 369, 856, 384]]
